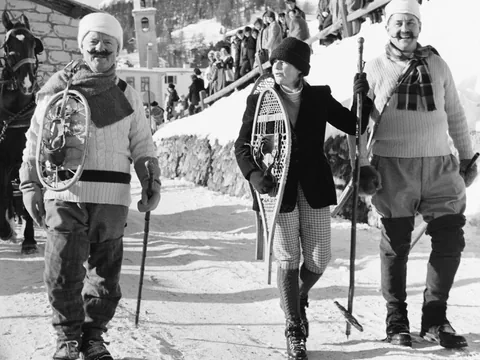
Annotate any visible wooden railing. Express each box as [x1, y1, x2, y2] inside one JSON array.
[[200, 0, 392, 109]]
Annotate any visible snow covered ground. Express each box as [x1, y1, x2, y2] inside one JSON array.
[[1, 176, 479, 359], [1, 0, 480, 359]]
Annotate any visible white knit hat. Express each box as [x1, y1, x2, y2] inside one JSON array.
[[77, 13, 123, 52], [385, 0, 421, 23]]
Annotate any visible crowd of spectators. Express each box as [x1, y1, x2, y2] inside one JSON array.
[[149, 0, 392, 124]]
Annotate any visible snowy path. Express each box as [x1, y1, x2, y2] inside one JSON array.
[[1, 177, 479, 360]]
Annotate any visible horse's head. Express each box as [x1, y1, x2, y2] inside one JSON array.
[[1, 11, 43, 96]]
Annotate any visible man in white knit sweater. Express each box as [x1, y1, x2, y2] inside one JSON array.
[[352, 0, 478, 350], [19, 13, 161, 360]]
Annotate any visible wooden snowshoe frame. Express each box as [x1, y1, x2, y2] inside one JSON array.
[[250, 87, 291, 284]]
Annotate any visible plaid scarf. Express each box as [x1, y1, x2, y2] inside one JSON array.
[[39, 62, 133, 128], [386, 42, 437, 112]]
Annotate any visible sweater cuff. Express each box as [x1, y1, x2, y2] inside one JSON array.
[[19, 160, 41, 190]]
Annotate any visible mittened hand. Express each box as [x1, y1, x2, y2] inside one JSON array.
[[249, 170, 276, 194], [459, 159, 478, 188], [353, 72, 369, 96], [359, 165, 381, 196]]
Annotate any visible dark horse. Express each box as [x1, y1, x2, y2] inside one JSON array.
[[0, 12, 43, 254]]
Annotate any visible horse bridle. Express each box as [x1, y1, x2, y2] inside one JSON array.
[[0, 27, 40, 92]]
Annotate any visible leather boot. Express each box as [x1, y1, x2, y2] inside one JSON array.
[[380, 217, 414, 347], [420, 214, 467, 348], [285, 320, 308, 360], [277, 266, 300, 322]]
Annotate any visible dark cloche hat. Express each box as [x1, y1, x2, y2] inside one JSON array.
[[270, 37, 311, 76]]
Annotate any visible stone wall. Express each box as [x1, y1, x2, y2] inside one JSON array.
[[156, 135, 251, 198], [155, 134, 376, 224], [0, 0, 82, 86]]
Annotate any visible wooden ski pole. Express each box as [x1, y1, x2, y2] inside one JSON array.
[[135, 159, 155, 327], [335, 37, 365, 338]]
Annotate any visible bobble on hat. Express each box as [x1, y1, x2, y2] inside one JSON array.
[[270, 37, 311, 76], [77, 13, 124, 52], [385, 0, 422, 23]]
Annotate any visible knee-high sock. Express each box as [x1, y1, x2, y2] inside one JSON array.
[[299, 264, 322, 301]]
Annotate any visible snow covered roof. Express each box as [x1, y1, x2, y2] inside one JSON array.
[[30, 0, 99, 19]]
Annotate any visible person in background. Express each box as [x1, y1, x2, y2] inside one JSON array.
[[316, 0, 341, 46], [353, 0, 477, 349], [188, 73, 206, 115], [165, 83, 180, 121], [234, 37, 371, 360], [252, 28, 259, 43], [278, 12, 289, 38], [232, 30, 244, 81], [220, 47, 235, 87], [286, 0, 306, 20], [263, 10, 283, 59], [19, 12, 161, 360], [254, 17, 268, 64], [287, 9, 311, 42], [205, 50, 217, 95], [240, 26, 256, 78]]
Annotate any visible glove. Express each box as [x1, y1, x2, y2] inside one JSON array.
[[459, 158, 478, 188], [358, 165, 381, 196], [249, 170, 276, 194], [135, 157, 162, 212], [21, 183, 45, 227], [353, 72, 369, 97]]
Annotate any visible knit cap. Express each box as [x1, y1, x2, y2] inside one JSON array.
[[77, 13, 124, 51], [270, 37, 311, 76], [385, 0, 421, 22]]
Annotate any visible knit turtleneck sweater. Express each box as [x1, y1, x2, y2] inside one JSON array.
[[279, 83, 303, 128], [20, 80, 156, 207], [358, 52, 473, 165]]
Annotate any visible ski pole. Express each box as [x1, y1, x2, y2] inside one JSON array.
[[410, 152, 479, 250], [135, 159, 155, 327], [335, 37, 365, 338]]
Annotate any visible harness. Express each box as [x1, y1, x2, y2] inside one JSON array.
[[0, 26, 41, 144]]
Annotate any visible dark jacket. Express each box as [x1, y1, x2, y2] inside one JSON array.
[[188, 77, 205, 106], [234, 82, 371, 212]]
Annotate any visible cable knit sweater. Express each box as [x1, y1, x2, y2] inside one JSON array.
[[20, 79, 156, 207], [358, 52, 473, 166]]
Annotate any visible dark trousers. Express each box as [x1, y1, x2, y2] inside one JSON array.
[[43, 199, 128, 342]]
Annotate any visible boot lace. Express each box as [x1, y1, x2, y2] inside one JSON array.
[[54, 340, 80, 360], [286, 323, 307, 355]]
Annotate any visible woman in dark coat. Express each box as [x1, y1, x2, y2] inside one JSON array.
[[234, 37, 371, 359]]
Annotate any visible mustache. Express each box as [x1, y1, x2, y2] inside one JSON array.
[[87, 49, 113, 57], [394, 31, 415, 39]]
